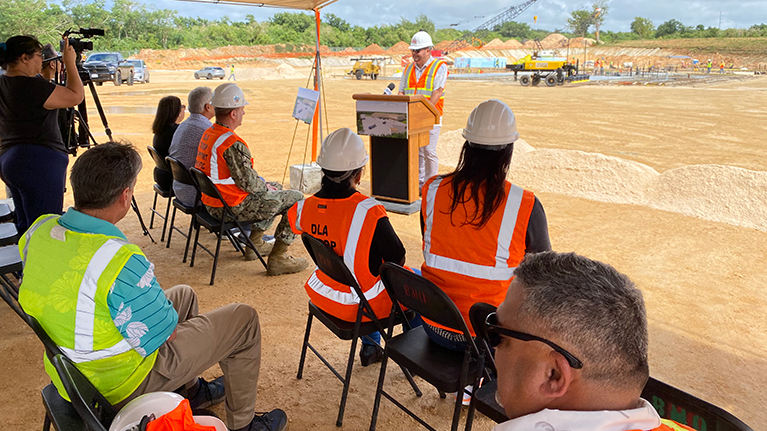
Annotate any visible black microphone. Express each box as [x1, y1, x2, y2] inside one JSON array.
[[383, 83, 395, 95]]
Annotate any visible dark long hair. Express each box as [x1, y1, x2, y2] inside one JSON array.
[[0, 35, 43, 68], [443, 141, 514, 228], [151, 95, 182, 134]]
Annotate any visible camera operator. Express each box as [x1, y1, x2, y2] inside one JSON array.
[[0, 35, 84, 235], [40, 43, 60, 82]]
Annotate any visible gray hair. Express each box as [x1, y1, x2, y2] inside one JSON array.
[[187, 87, 212, 114], [71, 142, 142, 210], [514, 251, 649, 391]]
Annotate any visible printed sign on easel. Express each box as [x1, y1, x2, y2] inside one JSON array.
[[292, 87, 320, 124]]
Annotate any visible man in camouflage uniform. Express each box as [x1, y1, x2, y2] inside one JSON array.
[[196, 83, 309, 276]]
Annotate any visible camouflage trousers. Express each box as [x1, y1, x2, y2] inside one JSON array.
[[207, 182, 303, 245]]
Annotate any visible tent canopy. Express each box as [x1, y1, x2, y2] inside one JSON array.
[[170, 0, 337, 10]]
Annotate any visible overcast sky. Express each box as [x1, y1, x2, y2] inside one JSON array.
[[144, 0, 764, 33]]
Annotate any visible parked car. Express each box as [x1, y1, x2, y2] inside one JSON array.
[[82, 52, 135, 86], [126, 59, 149, 83], [194, 67, 226, 80]]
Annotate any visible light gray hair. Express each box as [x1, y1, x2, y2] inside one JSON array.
[[188, 87, 212, 114], [514, 251, 649, 392]]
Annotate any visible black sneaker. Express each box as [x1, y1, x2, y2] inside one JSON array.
[[239, 409, 288, 431], [359, 344, 383, 367], [188, 376, 226, 410]]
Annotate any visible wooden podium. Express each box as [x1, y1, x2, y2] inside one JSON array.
[[352, 93, 440, 214]]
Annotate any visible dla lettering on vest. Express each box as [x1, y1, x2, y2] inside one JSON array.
[[311, 224, 328, 236]]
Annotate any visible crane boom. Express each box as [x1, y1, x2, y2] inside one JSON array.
[[442, 0, 540, 55], [474, 0, 539, 32]]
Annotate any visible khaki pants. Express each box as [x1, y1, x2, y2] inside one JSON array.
[[121, 285, 261, 429]]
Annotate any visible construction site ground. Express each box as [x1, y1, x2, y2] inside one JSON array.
[[1, 67, 766, 431]]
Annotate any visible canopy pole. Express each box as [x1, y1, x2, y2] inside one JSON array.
[[311, 8, 322, 162]]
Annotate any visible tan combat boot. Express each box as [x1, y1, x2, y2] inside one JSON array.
[[243, 229, 274, 261], [267, 240, 310, 276]]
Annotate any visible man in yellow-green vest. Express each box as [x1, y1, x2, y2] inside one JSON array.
[[19, 142, 287, 431]]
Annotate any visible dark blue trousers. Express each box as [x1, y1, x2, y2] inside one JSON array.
[[0, 144, 68, 235]]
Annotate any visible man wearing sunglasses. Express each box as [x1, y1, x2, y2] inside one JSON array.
[[489, 251, 692, 431], [398, 30, 446, 190]]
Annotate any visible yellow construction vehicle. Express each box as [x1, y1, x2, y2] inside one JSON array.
[[506, 49, 584, 86], [348, 57, 381, 80]]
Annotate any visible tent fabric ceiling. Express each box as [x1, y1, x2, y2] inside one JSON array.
[[170, 0, 337, 11]]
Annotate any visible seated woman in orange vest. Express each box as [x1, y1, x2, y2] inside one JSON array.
[[420, 99, 551, 352], [288, 128, 416, 366]]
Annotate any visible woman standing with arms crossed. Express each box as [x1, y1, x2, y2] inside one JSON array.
[[420, 99, 551, 354], [0, 35, 84, 234]]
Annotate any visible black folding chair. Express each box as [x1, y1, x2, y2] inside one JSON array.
[[0, 202, 15, 223], [642, 377, 752, 431], [189, 168, 267, 285], [371, 263, 485, 431], [165, 156, 204, 261], [298, 233, 421, 427], [52, 354, 117, 431], [465, 303, 508, 428], [147, 146, 174, 242]]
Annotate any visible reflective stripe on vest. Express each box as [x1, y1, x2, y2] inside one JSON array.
[[422, 177, 524, 281], [404, 59, 444, 97], [70, 238, 133, 361], [293, 196, 388, 306], [209, 131, 236, 185], [22, 214, 58, 268]]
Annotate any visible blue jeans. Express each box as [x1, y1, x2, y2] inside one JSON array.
[[0, 144, 68, 234]]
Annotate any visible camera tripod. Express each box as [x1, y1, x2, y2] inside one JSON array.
[[60, 65, 155, 243]]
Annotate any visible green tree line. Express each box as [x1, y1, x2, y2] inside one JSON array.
[[0, 0, 765, 52]]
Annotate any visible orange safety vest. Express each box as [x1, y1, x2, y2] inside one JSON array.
[[288, 193, 393, 322], [403, 58, 446, 116], [195, 123, 252, 208], [421, 176, 535, 335], [630, 419, 696, 431]]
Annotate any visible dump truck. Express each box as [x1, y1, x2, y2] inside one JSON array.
[[506, 51, 584, 86], [348, 58, 381, 80]]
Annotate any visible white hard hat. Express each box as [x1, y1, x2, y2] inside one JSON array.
[[462, 99, 519, 146], [409, 31, 433, 50], [109, 392, 227, 431], [211, 83, 249, 108], [317, 128, 368, 172]]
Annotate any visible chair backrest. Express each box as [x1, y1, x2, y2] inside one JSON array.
[[301, 233, 386, 332], [51, 354, 116, 431], [166, 156, 195, 187], [468, 302, 498, 371], [641, 377, 752, 431], [189, 167, 226, 206], [147, 146, 170, 172], [380, 262, 476, 350]]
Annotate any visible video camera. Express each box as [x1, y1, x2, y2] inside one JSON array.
[[60, 28, 105, 54]]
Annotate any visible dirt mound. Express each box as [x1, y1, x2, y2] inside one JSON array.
[[540, 33, 568, 48], [482, 38, 506, 49], [569, 37, 597, 47], [386, 41, 410, 54], [434, 40, 454, 51], [522, 39, 539, 48], [504, 39, 524, 48], [357, 43, 385, 54], [438, 129, 535, 177]]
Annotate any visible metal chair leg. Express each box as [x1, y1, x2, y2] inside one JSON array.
[[209, 225, 225, 285], [182, 217, 195, 263], [337, 334, 359, 427], [369, 350, 390, 431], [160, 195, 172, 242], [150, 192, 158, 229], [296, 312, 314, 379], [190, 221, 202, 268], [166, 205, 178, 248]]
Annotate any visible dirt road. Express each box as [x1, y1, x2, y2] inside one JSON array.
[[1, 70, 765, 430]]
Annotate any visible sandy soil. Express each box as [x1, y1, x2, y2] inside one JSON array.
[[1, 70, 766, 431]]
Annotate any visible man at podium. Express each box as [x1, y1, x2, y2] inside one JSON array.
[[398, 30, 447, 189]]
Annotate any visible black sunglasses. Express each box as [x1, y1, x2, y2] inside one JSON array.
[[410, 48, 425, 54], [484, 312, 583, 369]]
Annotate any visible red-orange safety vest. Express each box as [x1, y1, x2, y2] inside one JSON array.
[[403, 58, 446, 116], [421, 176, 535, 335], [287, 193, 393, 322], [195, 123, 252, 208]]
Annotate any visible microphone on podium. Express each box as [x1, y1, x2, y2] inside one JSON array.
[[383, 83, 395, 95]]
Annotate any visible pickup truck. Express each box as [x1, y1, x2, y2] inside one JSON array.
[[82, 52, 135, 86]]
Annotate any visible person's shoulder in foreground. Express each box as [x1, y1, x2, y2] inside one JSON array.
[[490, 251, 688, 431]]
